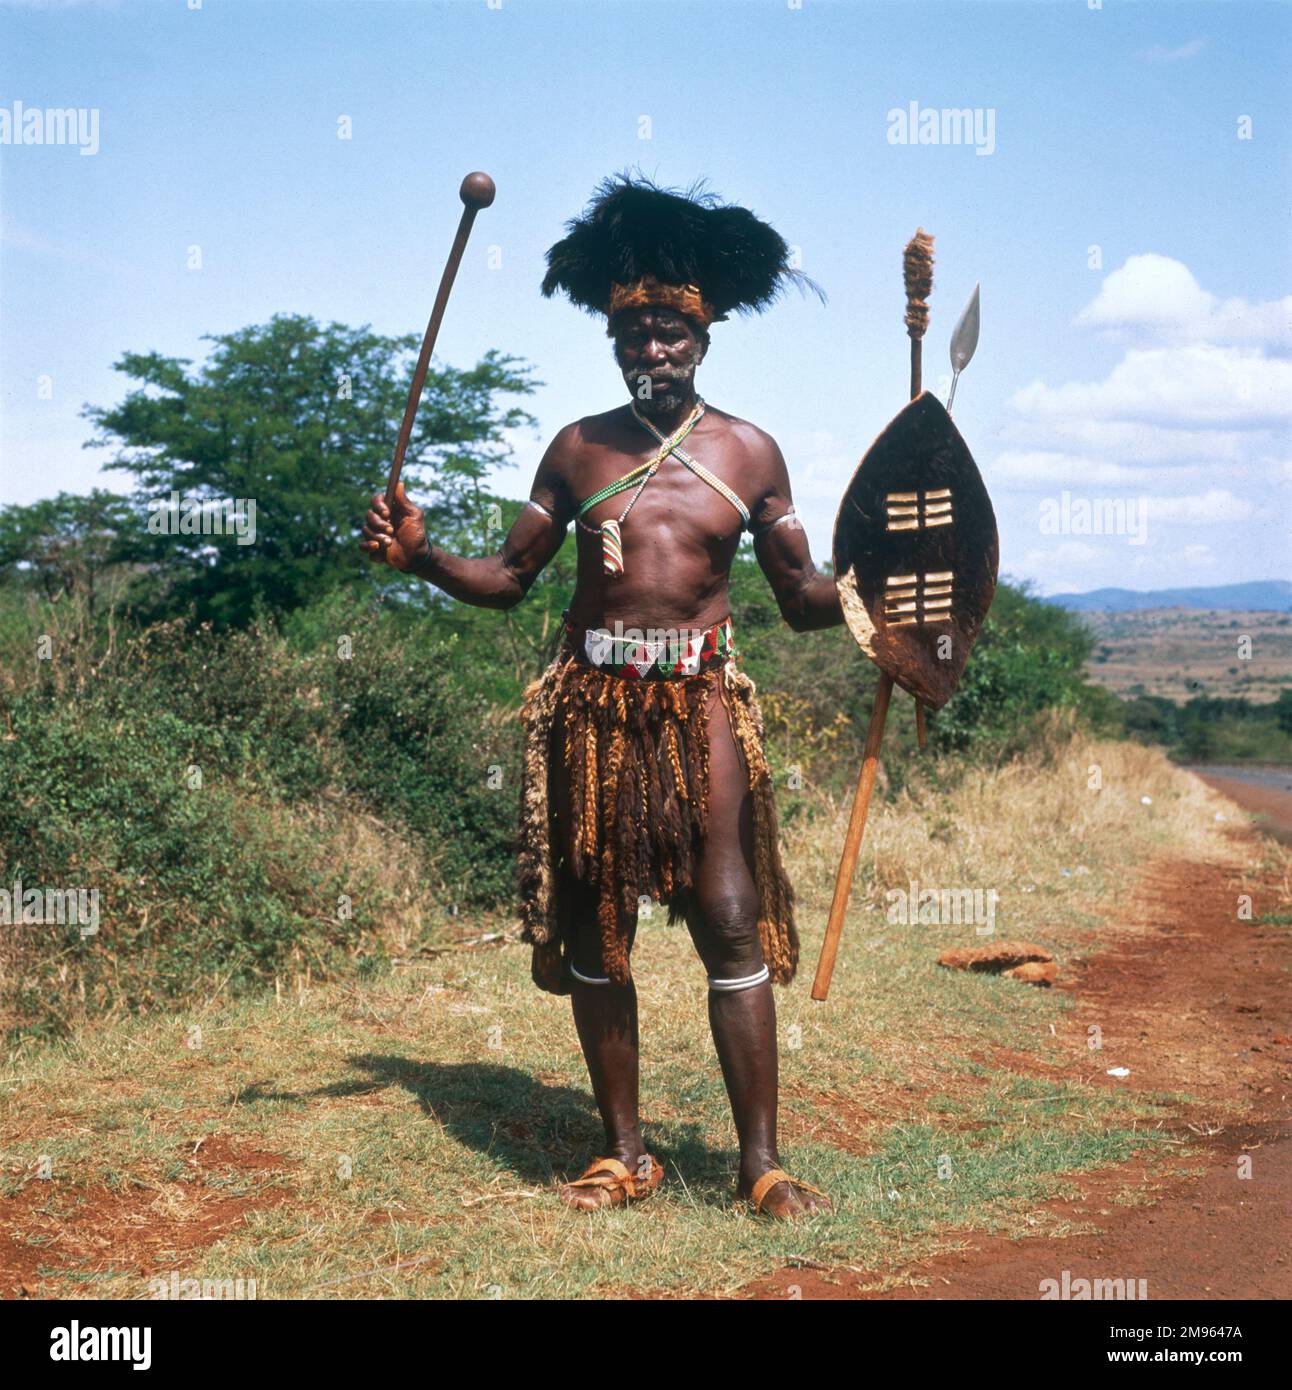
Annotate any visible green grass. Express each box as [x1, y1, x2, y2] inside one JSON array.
[[0, 734, 1241, 1298], [0, 955, 1181, 1300]]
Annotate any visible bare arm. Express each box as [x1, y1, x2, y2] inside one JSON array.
[[751, 435, 844, 633], [360, 426, 577, 610]]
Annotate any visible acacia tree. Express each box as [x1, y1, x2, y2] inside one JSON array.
[[0, 489, 137, 614], [81, 314, 538, 626]]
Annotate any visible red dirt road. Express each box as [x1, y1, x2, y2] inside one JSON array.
[[744, 803, 1292, 1300], [1194, 766, 1292, 846]]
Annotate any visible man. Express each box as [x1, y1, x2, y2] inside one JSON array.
[[362, 176, 844, 1219]]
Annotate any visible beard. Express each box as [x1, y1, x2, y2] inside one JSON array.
[[622, 365, 697, 418]]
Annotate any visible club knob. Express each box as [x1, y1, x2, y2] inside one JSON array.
[[459, 172, 496, 210]]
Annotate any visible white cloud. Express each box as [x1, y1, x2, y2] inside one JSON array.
[[1075, 254, 1292, 348], [999, 255, 1290, 594], [992, 450, 1207, 488], [1146, 489, 1254, 524], [1013, 540, 1109, 594], [1010, 345, 1292, 429], [0, 218, 132, 274], [998, 414, 1281, 471], [1020, 540, 1101, 567], [1144, 38, 1207, 64]]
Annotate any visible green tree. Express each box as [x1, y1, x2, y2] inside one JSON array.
[[0, 489, 137, 615], [82, 314, 538, 626], [929, 582, 1099, 754], [1275, 690, 1292, 737]]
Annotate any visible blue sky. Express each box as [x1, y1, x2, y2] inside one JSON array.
[[2, 0, 1289, 595]]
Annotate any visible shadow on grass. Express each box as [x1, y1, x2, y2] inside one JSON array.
[[237, 1054, 719, 1194]]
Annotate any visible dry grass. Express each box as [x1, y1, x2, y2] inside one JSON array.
[[790, 715, 1229, 929]]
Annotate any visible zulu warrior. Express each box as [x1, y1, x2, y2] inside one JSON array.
[[362, 176, 843, 1218]]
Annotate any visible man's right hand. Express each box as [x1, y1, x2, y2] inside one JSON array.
[[361, 483, 430, 573]]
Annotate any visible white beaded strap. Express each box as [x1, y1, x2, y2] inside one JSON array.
[[707, 965, 770, 993], [526, 498, 554, 519], [629, 401, 750, 528], [570, 963, 612, 986]]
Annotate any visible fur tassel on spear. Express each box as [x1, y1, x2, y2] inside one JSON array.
[[903, 228, 935, 747], [903, 228, 934, 397]]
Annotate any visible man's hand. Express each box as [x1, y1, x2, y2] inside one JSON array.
[[361, 482, 430, 572]]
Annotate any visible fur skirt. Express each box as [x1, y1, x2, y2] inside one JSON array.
[[517, 654, 798, 994]]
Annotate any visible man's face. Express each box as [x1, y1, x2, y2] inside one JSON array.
[[612, 307, 707, 417]]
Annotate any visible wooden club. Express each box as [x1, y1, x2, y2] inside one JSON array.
[[384, 171, 496, 511]]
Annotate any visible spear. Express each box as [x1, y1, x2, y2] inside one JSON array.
[[812, 228, 932, 1001], [915, 279, 979, 747], [946, 283, 980, 413]]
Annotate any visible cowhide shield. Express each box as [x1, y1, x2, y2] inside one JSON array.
[[833, 391, 998, 710]]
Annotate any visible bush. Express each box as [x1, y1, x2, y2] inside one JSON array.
[[928, 583, 1100, 756], [0, 594, 517, 1039], [0, 548, 1139, 1038]]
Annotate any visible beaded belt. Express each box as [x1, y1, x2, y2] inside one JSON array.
[[561, 613, 735, 680]]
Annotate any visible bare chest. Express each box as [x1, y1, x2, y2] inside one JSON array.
[[573, 437, 753, 547]]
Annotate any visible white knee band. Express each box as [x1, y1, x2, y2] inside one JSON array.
[[707, 965, 770, 994], [570, 963, 612, 986]]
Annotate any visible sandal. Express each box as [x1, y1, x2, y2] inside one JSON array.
[[747, 1167, 828, 1216], [559, 1155, 665, 1210]]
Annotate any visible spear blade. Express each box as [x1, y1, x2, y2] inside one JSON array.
[[946, 282, 979, 412]]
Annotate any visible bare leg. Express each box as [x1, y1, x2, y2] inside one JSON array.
[[567, 898, 647, 1181], [685, 693, 829, 1219], [551, 703, 650, 1209]]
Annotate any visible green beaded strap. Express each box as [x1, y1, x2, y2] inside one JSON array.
[[576, 459, 655, 517], [576, 400, 706, 518]]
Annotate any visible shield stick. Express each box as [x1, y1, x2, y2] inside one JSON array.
[[812, 228, 934, 1001], [903, 229, 935, 748], [811, 670, 893, 1000], [384, 171, 496, 511]]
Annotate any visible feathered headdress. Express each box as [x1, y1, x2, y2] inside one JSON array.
[[542, 173, 819, 330]]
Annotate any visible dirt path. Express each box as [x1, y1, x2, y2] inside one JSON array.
[[1192, 765, 1292, 846], [743, 815, 1292, 1299]]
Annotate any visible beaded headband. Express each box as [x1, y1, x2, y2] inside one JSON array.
[[606, 275, 716, 330]]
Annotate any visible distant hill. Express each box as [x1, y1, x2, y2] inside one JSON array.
[[1046, 581, 1292, 613]]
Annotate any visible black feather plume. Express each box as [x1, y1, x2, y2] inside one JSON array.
[[542, 173, 822, 322]]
